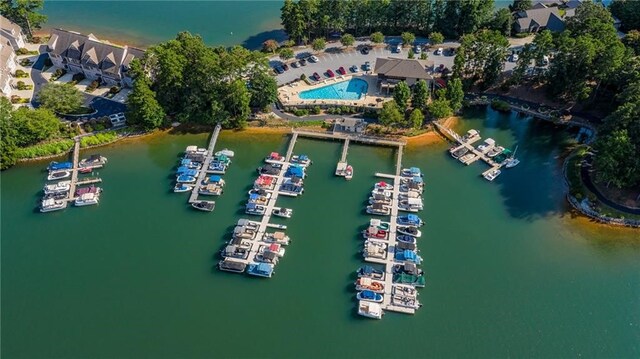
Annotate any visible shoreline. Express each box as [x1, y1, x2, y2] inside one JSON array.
[[405, 117, 459, 147]]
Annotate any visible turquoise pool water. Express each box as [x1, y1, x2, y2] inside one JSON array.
[[299, 78, 369, 100]]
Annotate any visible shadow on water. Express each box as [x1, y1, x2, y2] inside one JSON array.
[[241, 29, 287, 50]]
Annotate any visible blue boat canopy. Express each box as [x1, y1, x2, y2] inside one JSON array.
[[407, 214, 419, 221], [361, 290, 375, 299], [412, 176, 423, 183], [177, 166, 189, 173], [184, 169, 198, 176], [209, 175, 222, 182], [49, 161, 73, 170], [181, 158, 192, 165], [249, 193, 259, 200], [177, 174, 194, 180], [299, 155, 309, 161], [257, 263, 272, 273], [287, 167, 304, 176], [410, 167, 420, 174]]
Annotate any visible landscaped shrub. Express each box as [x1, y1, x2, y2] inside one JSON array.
[[490, 99, 511, 112], [14, 139, 75, 159], [19, 58, 33, 66], [86, 80, 100, 93], [310, 106, 321, 115], [300, 74, 306, 81], [14, 69, 28, 78], [72, 73, 85, 82], [16, 48, 38, 56], [80, 131, 118, 147], [291, 108, 309, 117], [10, 95, 28, 104], [50, 68, 66, 81], [15, 81, 32, 90]]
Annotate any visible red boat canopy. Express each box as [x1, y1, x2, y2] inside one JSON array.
[[269, 152, 280, 158], [377, 181, 387, 186]]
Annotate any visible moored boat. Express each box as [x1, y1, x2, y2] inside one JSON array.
[[398, 198, 424, 212], [397, 214, 424, 227], [47, 161, 73, 171], [356, 290, 384, 303], [265, 152, 285, 164], [397, 226, 421, 237], [487, 145, 505, 158], [79, 154, 107, 168], [262, 231, 290, 245], [505, 158, 520, 168], [357, 265, 385, 280], [374, 181, 393, 190], [47, 170, 71, 181], [74, 185, 102, 197], [220, 244, 249, 260], [246, 262, 274, 278], [245, 203, 266, 215], [199, 184, 223, 196], [218, 258, 246, 273], [394, 249, 422, 264], [391, 294, 422, 309], [355, 277, 385, 293], [357, 300, 383, 319], [272, 207, 293, 218], [483, 169, 501, 181], [43, 180, 71, 195], [393, 273, 426, 288], [366, 203, 390, 216], [401, 167, 422, 177], [291, 154, 311, 166], [176, 174, 197, 183], [393, 262, 423, 276], [192, 201, 215, 212], [74, 192, 99, 206], [363, 240, 387, 259], [344, 165, 353, 180], [215, 148, 235, 158], [78, 167, 93, 174], [40, 198, 67, 212], [174, 183, 193, 193]]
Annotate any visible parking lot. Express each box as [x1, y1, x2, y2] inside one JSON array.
[[270, 40, 517, 86]]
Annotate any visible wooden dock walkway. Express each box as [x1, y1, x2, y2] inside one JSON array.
[[285, 132, 298, 162], [188, 124, 222, 204], [433, 121, 504, 174], [293, 129, 405, 147], [340, 138, 350, 163], [65, 138, 81, 203]]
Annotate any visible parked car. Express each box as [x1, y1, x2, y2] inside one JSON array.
[[299, 58, 307, 66], [394, 44, 402, 53], [435, 47, 443, 55], [446, 47, 456, 56], [326, 69, 335, 78], [414, 45, 422, 54], [309, 55, 319, 63], [350, 65, 359, 73], [274, 66, 284, 74], [291, 62, 298, 68], [361, 46, 370, 55], [363, 61, 371, 71], [282, 63, 289, 71], [337, 66, 346, 75], [510, 53, 519, 62], [312, 72, 321, 81]]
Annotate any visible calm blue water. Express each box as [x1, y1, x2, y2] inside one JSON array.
[[299, 78, 369, 100]]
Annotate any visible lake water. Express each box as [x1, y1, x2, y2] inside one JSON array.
[[2, 108, 639, 358]]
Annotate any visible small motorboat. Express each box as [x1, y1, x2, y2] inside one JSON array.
[[391, 294, 422, 309], [47, 161, 73, 171], [362, 225, 387, 240], [192, 201, 215, 212], [257, 164, 280, 175], [450, 146, 469, 159], [371, 188, 392, 199], [208, 162, 227, 173], [399, 198, 424, 212], [487, 146, 505, 158], [272, 207, 293, 218], [246, 262, 274, 278], [176, 174, 197, 183], [459, 153, 477, 164], [265, 152, 285, 164], [74, 192, 99, 206], [355, 277, 385, 293], [79, 154, 107, 168], [220, 244, 249, 260], [357, 300, 383, 319], [74, 185, 102, 197], [394, 249, 422, 265], [284, 165, 306, 179], [505, 158, 520, 168], [397, 226, 421, 237], [356, 290, 384, 303], [181, 158, 202, 170], [254, 175, 276, 190], [43, 180, 71, 195], [401, 167, 422, 177], [40, 198, 67, 212], [199, 184, 223, 196], [369, 219, 390, 231], [203, 175, 225, 187], [344, 165, 353, 180], [43, 192, 67, 200], [397, 214, 424, 227], [357, 265, 385, 280], [245, 203, 266, 215], [248, 193, 269, 205], [477, 138, 495, 152], [215, 148, 235, 158], [483, 169, 501, 181], [213, 154, 231, 165], [248, 189, 272, 199], [291, 154, 311, 166], [374, 181, 393, 190], [461, 129, 480, 142], [47, 170, 71, 181], [218, 258, 246, 273], [393, 262, 423, 276], [397, 234, 417, 245], [174, 183, 193, 193], [78, 167, 93, 174], [366, 203, 390, 216], [363, 240, 387, 259], [262, 231, 290, 245], [369, 196, 391, 205]]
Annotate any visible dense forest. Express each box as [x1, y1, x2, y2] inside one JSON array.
[[280, 0, 503, 42], [126, 32, 278, 130]]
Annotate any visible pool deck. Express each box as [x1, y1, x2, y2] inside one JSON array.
[[278, 74, 391, 109]]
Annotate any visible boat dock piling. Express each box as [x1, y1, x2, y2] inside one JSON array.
[[188, 124, 222, 204]]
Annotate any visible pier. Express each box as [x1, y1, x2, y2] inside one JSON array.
[[293, 129, 405, 148], [66, 138, 81, 202], [335, 138, 350, 176], [188, 124, 222, 204]]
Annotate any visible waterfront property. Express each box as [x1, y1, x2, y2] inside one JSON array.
[[374, 58, 433, 94], [0, 15, 23, 97], [46, 28, 145, 87], [513, 3, 579, 33]]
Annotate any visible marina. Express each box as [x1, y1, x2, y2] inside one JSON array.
[[40, 138, 107, 212]]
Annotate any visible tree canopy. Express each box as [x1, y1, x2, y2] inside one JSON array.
[[37, 83, 84, 114], [453, 29, 509, 88], [379, 100, 404, 126], [370, 31, 384, 44], [0, 0, 47, 38], [411, 79, 429, 111], [393, 81, 411, 111], [340, 33, 355, 48], [609, 0, 640, 32], [311, 38, 326, 51]]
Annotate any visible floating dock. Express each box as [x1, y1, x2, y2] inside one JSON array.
[[188, 124, 222, 204]]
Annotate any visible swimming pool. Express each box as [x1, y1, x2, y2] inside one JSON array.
[[299, 78, 369, 100]]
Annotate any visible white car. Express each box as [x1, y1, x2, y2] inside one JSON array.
[[414, 45, 422, 54], [309, 55, 319, 63], [510, 53, 519, 62], [435, 47, 443, 55]]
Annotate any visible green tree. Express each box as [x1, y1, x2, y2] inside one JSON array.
[[409, 109, 424, 129], [446, 77, 464, 112], [623, 30, 640, 55], [453, 30, 509, 88], [401, 32, 416, 46], [0, 0, 47, 38], [491, 8, 512, 37], [594, 129, 640, 188], [223, 80, 251, 128], [311, 38, 326, 51], [428, 97, 453, 119], [408, 48, 415, 59], [370, 31, 384, 44], [279, 47, 295, 61], [36, 83, 84, 114], [281, 0, 306, 43], [393, 81, 411, 111], [509, 0, 532, 13], [11, 107, 60, 146], [248, 71, 278, 111], [609, 0, 640, 32], [411, 79, 429, 110], [262, 39, 279, 53], [429, 32, 444, 46], [340, 33, 355, 48], [0, 97, 18, 170], [379, 100, 404, 126], [126, 76, 165, 130]]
